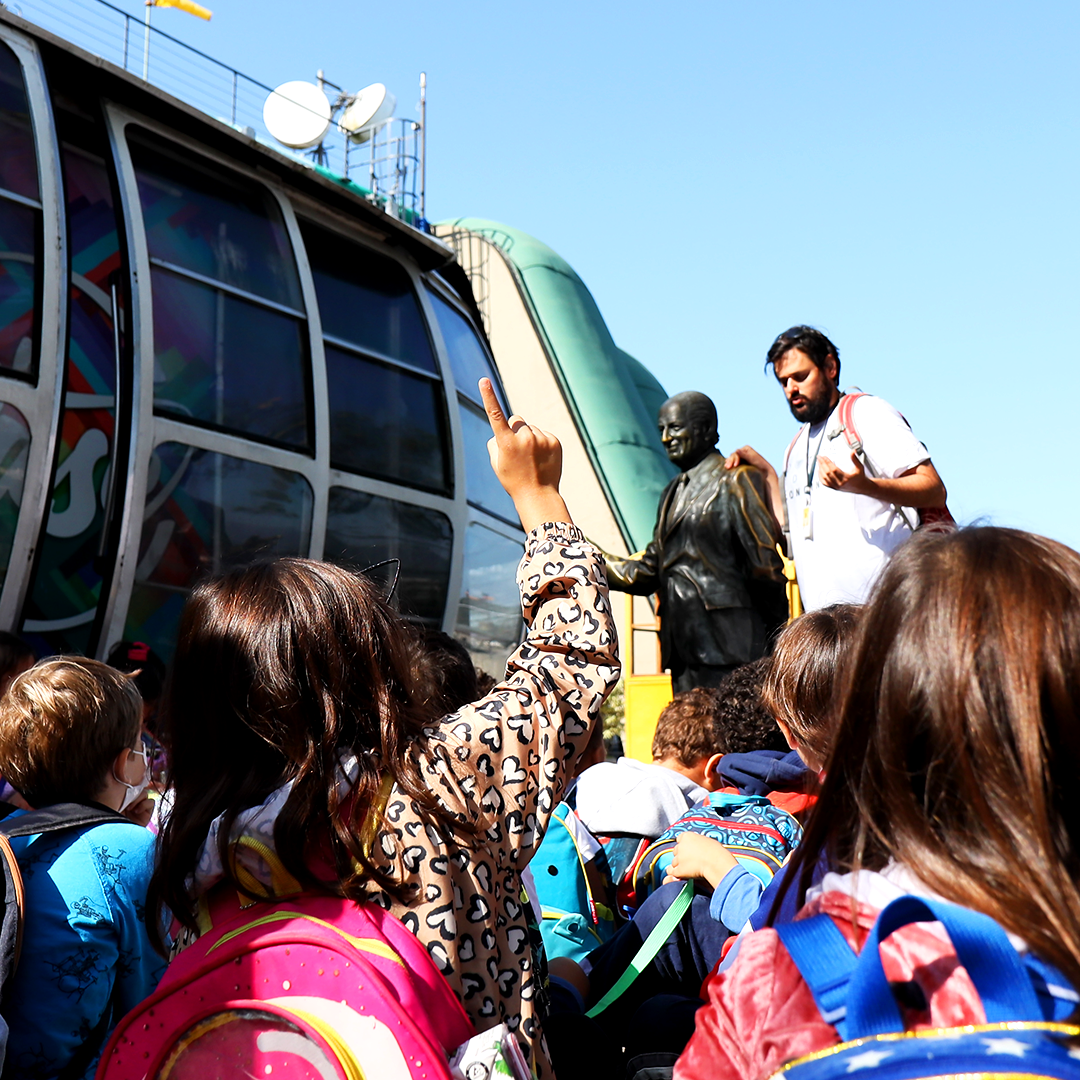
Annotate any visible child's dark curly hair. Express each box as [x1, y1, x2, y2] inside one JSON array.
[[712, 658, 789, 756]]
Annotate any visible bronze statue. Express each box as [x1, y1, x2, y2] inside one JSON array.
[[602, 391, 786, 693]]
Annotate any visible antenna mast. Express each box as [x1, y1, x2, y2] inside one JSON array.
[[419, 72, 427, 223]]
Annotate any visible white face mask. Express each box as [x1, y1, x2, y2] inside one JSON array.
[[115, 745, 150, 812]]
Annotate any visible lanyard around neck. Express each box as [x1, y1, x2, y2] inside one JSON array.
[[804, 394, 844, 491], [805, 422, 829, 490]]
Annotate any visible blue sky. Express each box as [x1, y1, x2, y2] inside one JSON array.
[[44, 0, 1080, 547]]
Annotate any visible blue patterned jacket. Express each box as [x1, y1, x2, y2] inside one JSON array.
[[3, 814, 166, 1079]]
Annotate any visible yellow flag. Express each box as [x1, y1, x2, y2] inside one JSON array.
[[151, 0, 212, 20]]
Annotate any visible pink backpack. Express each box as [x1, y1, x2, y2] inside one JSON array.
[[96, 889, 475, 1080]]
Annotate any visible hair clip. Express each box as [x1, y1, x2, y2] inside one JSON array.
[[359, 558, 401, 602]]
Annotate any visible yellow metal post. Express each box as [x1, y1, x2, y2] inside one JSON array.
[[778, 543, 802, 621], [624, 674, 673, 761], [621, 594, 672, 761]]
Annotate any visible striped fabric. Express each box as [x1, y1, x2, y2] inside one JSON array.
[[631, 792, 803, 903]]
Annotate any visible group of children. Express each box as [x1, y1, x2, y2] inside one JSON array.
[[0, 383, 1079, 1080]]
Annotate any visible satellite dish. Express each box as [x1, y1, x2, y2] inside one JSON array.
[[339, 83, 397, 143], [263, 81, 332, 149]]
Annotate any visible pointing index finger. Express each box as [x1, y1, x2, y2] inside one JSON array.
[[479, 378, 510, 436]]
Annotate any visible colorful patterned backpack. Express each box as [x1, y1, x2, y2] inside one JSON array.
[[630, 792, 802, 906], [97, 886, 476, 1080], [532, 800, 618, 963], [771, 895, 1080, 1080]]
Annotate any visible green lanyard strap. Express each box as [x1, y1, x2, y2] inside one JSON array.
[[585, 880, 694, 1018]]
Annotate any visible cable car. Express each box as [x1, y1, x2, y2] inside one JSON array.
[[0, 11, 674, 695]]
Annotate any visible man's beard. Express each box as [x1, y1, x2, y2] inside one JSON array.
[[789, 393, 834, 425]]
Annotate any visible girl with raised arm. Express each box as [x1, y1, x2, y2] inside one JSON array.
[[147, 380, 620, 1079]]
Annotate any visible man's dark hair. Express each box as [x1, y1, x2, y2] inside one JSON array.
[[765, 326, 841, 384], [712, 658, 788, 756]]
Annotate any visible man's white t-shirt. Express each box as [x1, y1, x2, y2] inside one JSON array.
[[784, 394, 930, 610]]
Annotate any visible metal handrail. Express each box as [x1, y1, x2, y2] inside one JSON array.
[[9, 0, 428, 226]]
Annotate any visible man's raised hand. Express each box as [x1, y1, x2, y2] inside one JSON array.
[[817, 454, 872, 495], [724, 444, 785, 527], [723, 445, 770, 473], [480, 378, 570, 533]]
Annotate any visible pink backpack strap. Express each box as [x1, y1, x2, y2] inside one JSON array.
[[778, 427, 808, 545], [782, 429, 804, 475], [836, 392, 867, 456]]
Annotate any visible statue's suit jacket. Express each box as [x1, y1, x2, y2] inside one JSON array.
[[605, 452, 785, 671]]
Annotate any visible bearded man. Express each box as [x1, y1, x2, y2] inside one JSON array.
[[727, 326, 947, 610], [601, 391, 786, 693]]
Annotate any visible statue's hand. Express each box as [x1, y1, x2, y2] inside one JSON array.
[[724, 444, 771, 473], [480, 378, 570, 533]]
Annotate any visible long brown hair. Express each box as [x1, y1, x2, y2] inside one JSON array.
[[147, 558, 456, 951], [778, 527, 1080, 990]]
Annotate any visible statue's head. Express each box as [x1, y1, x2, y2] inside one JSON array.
[[658, 392, 718, 470]]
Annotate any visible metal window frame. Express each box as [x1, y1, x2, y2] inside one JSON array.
[[421, 278, 512, 412], [101, 103, 330, 650], [0, 25, 67, 630], [321, 333, 441, 383], [416, 276, 526, 638], [455, 511, 529, 657], [147, 265, 316, 458], [294, 206, 455, 503], [101, 104, 485, 647], [147, 257, 307, 320], [137, 424, 318, 571], [322, 476, 456, 626], [294, 197, 469, 633], [0, 185, 42, 212]]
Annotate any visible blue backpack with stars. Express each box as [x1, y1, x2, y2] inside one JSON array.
[[770, 895, 1080, 1080]]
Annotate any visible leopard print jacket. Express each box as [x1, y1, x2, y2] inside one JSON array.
[[361, 521, 620, 1079]]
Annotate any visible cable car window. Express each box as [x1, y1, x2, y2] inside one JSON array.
[[0, 403, 30, 590], [0, 41, 39, 203], [459, 400, 518, 524], [129, 131, 301, 309], [324, 487, 452, 625], [0, 197, 39, 376], [325, 344, 449, 492], [129, 131, 312, 450], [301, 221, 436, 373], [427, 292, 500, 407], [456, 521, 524, 678], [151, 269, 309, 448], [124, 442, 313, 659]]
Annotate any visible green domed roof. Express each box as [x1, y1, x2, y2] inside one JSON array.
[[439, 218, 675, 551]]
